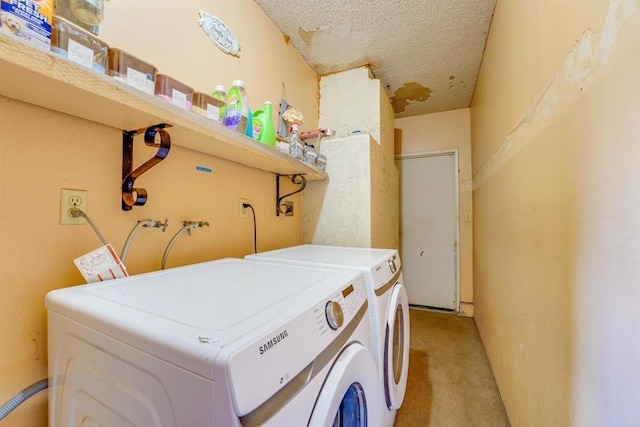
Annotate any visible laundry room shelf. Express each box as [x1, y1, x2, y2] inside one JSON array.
[[0, 34, 327, 181]]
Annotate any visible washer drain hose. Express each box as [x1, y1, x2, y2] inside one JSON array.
[[0, 378, 48, 421]]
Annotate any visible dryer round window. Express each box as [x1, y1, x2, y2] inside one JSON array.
[[333, 383, 366, 426], [385, 283, 410, 409], [392, 302, 406, 384], [308, 343, 380, 426]]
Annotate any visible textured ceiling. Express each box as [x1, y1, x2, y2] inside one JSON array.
[[255, 0, 496, 118]]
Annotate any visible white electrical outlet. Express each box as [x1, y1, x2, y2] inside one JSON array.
[[60, 188, 88, 225], [240, 198, 249, 218], [284, 201, 294, 216]]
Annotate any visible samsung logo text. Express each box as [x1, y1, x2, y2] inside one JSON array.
[[259, 330, 288, 355]]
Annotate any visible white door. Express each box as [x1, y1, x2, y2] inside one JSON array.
[[396, 151, 458, 310]]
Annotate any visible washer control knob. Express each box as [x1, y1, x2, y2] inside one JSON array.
[[388, 259, 397, 274], [325, 301, 344, 330]]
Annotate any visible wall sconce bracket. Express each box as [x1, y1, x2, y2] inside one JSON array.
[[122, 123, 172, 211], [275, 173, 306, 216]]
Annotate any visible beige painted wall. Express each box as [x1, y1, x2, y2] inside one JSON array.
[[304, 67, 399, 250], [318, 67, 381, 141], [303, 134, 374, 247], [471, 0, 640, 424], [0, 2, 317, 425], [372, 72, 400, 250], [395, 108, 473, 314], [99, 0, 319, 126]]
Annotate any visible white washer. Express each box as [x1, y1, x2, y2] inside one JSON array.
[[246, 245, 410, 427], [46, 258, 381, 426]]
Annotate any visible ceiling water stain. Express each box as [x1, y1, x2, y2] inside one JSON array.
[[391, 82, 432, 114], [298, 27, 315, 45]]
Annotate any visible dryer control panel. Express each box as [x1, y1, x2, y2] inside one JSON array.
[[325, 301, 344, 330], [318, 280, 366, 334], [372, 252, 402, 292], [224, 274, 368, 419]]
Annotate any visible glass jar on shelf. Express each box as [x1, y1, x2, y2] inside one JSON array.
[[315, 154, 327, 171], [287, 122, 305, 160], [303, 144, 318, 165], [289, 137, 305, 160]]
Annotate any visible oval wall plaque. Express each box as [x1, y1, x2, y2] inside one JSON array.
[[197, 10, 241, 57]]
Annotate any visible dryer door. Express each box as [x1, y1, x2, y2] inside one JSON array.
[[308, 343, 380, 426], [384, 283, 410, 410]]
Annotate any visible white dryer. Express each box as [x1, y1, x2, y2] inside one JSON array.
[[46, 258, 381, 426], [246, 245, 410, 427]]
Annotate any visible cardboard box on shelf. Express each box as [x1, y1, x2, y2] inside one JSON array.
[[0, 0, 53, 49]]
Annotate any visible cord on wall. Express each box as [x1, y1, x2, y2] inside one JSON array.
[[69, 208, 108, 245], [243, 203, 257, 253]]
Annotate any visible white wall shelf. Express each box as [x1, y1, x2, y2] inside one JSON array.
[[0, 34, 327, 181]]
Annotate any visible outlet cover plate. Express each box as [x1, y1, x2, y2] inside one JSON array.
[[284, 201, 293, 216], [60, 188, 87, 225], [240, 198, 249, 217]]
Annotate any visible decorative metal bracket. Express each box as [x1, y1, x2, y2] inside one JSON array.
[[122, 123, 172, 211], [276, 173, 307, 216]]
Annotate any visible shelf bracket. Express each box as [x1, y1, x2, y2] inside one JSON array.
[[276, 173, 307, 216], [122, 123, 172, 211]]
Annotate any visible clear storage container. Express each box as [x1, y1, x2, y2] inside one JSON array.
[[192, 92, 225, 121], [51, 15, 108, 73], [303, 144, 318, 165], [107, 48, 157, 95], [54, 0, 99, 35], [315, 154, 327, 171], [289, 137, 304, 161], [154, 74, 194, 110]]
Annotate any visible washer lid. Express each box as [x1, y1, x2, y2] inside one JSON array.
[[46, 258, 360, 380], [252, 244, 396, 266], [247, 244, 401, 289]]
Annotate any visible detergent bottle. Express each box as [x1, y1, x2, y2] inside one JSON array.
[[257, 101, 276, 147], [251, 109, 264, 139], [245, 109, 253, 137], [211, 85, 226, 123], [223, 80, 249, 133]]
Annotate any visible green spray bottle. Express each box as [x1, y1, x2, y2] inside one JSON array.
[[257, 101, 276, 146]]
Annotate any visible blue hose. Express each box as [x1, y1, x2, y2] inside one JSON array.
[[0, 378, 48, 421]]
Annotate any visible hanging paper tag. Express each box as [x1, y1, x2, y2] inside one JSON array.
[[197, 10, 241, 57], [73, 243, 128, 283]]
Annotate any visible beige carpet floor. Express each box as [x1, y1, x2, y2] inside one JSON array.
[[394, 308, 510, 426]]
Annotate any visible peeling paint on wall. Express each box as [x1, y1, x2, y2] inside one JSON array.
[[472, 0, 639, 191], [296, 25, 375, 75], [565, 0, 639, 88], [392, 82, 432, 114]]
